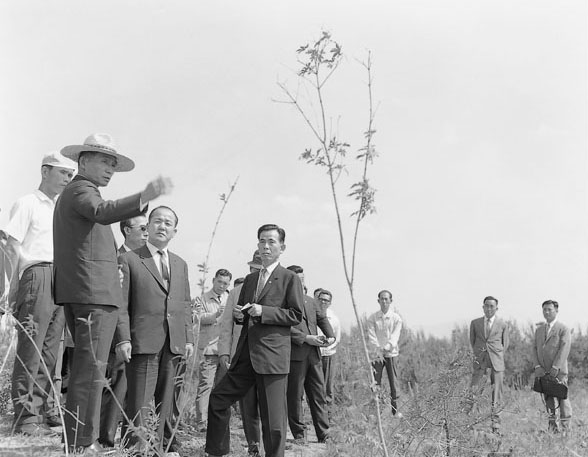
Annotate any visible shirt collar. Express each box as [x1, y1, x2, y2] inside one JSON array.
[[34, 189, 58, 204], [486, 316, 495, 325], [546, 317, 558, 328], [205, 288, 227, 302], [146, 241, 167, 256], [262, 260, 279, 275]]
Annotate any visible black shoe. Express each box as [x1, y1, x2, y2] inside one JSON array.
[[68, 442, 116, 455], [14, 423, 59, 437], [46, 415, 63, 427]]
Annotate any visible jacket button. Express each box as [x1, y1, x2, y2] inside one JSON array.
[[167, 313, 171, 318]]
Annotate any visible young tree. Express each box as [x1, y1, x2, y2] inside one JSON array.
[[276, 31, 388, 456]]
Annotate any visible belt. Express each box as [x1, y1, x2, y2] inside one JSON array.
[[23, 262, 52, 273]]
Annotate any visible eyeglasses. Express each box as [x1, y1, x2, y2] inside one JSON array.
[[129, 225, 148, 232], [318, 297, 331, 303]]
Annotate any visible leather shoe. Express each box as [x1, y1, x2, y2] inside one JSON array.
[[46, 415, 63, 427], [14, 422, 59, 437], [68, 442, 116, 455]]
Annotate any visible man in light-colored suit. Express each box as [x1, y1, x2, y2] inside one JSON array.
[[532, 299, 572, 433], [469, 295, 509, 433], [115, 206, 193, 452], [54, 133, 170, 452], [205, 224, 304, 457]]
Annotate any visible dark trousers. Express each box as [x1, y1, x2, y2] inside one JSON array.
[[63, 304, 118, 447], [11, 264, 65, 427], [321, 355, 334, 406], [124, 338, 181, 452], [372, 356, 398, 413], [288, 356, 329, 441], [99, 351, 127, 447], [215, 358, 261, 454], [205, 342, 287, 457]]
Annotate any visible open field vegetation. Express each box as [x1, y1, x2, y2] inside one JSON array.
[[1, 320, 587, 456]]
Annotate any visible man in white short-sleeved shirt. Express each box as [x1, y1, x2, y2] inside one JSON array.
[[4, 152, 75, 436]]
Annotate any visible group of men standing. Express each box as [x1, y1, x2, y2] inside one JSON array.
[[1, 131, 575, 457], [469, 296, 573, 434], [2, 133, 345, 457]]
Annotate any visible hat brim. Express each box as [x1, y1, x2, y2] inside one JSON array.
[[61, 145, 135, 172]]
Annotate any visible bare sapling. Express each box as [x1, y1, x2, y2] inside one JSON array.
[[276, 31, 389, 456]]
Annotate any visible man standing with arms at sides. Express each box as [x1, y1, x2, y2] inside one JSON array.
[[98, 214, 148, 448], [469, 296, 509, 433], [205, 224, 304, 457], [115, 206, 193, 452], [5, 153, 75, 436], [216, 250, 263, 457], [367, 290, 403, 416], [286, 265, 334, 445], [317, 289, 341, 413], [54, 133, 171, 453], [532, 300, 572, 434], [194, 268, 232, 432]]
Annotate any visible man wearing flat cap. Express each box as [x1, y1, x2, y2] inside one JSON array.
[[4, 152, 76, 436], [53, 133, 172, 452]]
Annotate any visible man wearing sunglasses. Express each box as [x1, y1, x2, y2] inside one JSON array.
[[98, 214, 148, 447]]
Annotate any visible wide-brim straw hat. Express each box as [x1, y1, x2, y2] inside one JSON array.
[[61, 133, 135, 172]]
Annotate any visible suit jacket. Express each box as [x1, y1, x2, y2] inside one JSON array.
[[115, 245, 193, 355], [532, 321, 571, 376], [53, 175, 143, 306], [290, 295, 334, 362], [232, 264, 303, 375], [469, 316, 509, 372]]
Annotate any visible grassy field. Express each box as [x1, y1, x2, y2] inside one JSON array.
[[1, 326, 587, 457]]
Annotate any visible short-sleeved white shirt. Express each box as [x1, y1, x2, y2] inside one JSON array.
[[4, 189, 57, 276]]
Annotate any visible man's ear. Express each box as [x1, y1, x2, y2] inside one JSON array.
[[281, 243, 286, 253]]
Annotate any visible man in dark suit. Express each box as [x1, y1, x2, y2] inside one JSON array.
[[285, 265, 334, 445], [205, 224, 304, 457], [532, 300, 572, 433], [98, 215, 148, 448], [115, 206, 193, 452], [53, 133, 170, 452], [469, 295, 509, 433]]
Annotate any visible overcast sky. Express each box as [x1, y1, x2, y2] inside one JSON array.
[[1, 1, 586, 337]]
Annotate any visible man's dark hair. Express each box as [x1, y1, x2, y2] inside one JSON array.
[[542, 299, 559, 310], [234, 277, 245, 287], [313, 288, 323, 297], [378, 290, 392, 300], [148, 205, 179, 227], [286, 265, 303, 274], [483, 296, 498, 305], [257, 224, 285, 243], [215, 268, 232, 281], [119, 218, 134, 237], [319, 289, 332, 300]]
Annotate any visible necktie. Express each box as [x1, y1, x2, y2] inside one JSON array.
[[485, 318, 491, 338], [254, 268, 268, 302], [545, 323, 550, 342], [158, 250, 170, 288]]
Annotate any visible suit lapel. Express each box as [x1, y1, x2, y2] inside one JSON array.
[[139, 245, 167, 292], [257, 265, 281, 302], [168, 251, 181, 293]]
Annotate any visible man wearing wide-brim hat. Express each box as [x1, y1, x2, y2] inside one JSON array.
[[53, 133, 172, 453]]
